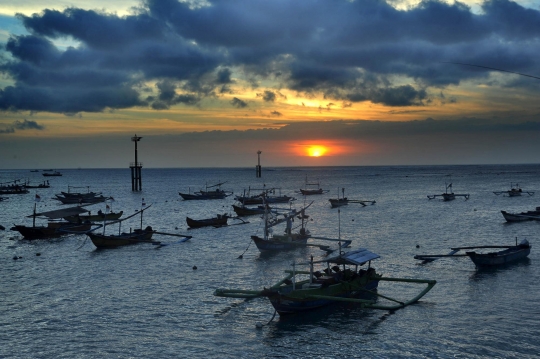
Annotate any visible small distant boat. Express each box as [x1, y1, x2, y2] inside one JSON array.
[[186, 214, 229, 228], [23, 180, 50, 189], [427, 183, 469, 201], [232, 204, 268, 216], [64, 210, 124, 223], [179, 181, 232, 200], [215, 247, 437, 315], [43, 171, 62, 177], [30, 170, 39, 172], [328, 188, 376, 208], [53, 194, 110, 204], [501, 207, 540, 222], [11, 205, 91, 239], [494, 183, 534, 197], [414, 238, 531, 267], [297, 176, 329, 195], [235, 187, 294, 205]]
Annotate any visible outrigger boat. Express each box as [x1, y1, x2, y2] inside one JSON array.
[[42, 171, 62, 177], [11, 204, 91, 239], [235, 187, 295, 205], [215, 247, 437, 315], [186, 214, 229, 228], [232, 204, 269, 216], [494, 183, 534, 197], [328, 188, 376, 208], [500, 207, 540, 222], [64, 210, 124, 223], [85, 205, 192, 249], [23, 180, 50, 189], [297, 176, 329, 195], [414, 238, 531, 267], [427, 183, 469, 201], [179, 181, 233, 200]]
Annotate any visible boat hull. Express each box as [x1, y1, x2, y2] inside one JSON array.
[[501, 210, 540, 222], [12, 222, 91, 239], [466, 246, 531, 267], [266, 274, 380, 315], [300, 188, 324, 195], [179, 192, 229, 200], [329, 198, 348, 208], [64, 211, 123, 223], [88, 228, 155, 248], [232, 204, 266, 216], [251, 234, 309, 251], [186, 215, 228, 228]]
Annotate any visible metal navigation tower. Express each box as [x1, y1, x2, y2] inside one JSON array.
[[130, 134, 143, 191]]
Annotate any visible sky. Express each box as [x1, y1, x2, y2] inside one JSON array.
[[1, 0, 540, 169]]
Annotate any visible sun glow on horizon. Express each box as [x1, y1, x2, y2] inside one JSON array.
[[307, 145, 328, 157]]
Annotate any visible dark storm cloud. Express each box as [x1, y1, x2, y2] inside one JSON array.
[[0, 119, 45, 134], [230, 97, 247, 108], [2, 0, 540, 114]]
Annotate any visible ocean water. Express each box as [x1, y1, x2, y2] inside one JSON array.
[[1, 165, 539, 358]]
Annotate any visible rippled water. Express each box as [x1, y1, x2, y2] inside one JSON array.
[[1, 165, 539, 358]]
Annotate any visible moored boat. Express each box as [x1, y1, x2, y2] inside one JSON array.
[[186, 214, 229, 228], [297, 175, 329, 195], [232, 204, 268, 216], [215, 248, 437, 315], [87, 227, 156, 248], [427, 183, 469, 201], [466, 239, 531, 267], [11, 205, 92, 239], [64, 210, 124, 223], [179, 181, 232, 200], [501, 207, 540, 222], [43, 171, 62, 177], [494, 183, 534, 197]]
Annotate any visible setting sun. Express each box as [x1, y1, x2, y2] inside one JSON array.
[[307, 145, 328, 157]]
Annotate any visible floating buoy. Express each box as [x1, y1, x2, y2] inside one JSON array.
[[36, 253, 41, 256], [0, 224, 5, 230], [416, 245, 420, 248], [352, 219, 354, 221], [255, 322, 263, 329], [13, 256, 18, 260], [192, 266, 197, 270]]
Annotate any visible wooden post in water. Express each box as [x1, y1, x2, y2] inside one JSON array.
[[130, 134, 143, 191], [256, 150, 262, 178]]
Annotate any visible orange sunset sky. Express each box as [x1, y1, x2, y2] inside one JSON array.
[[1, 0, 540, 168]]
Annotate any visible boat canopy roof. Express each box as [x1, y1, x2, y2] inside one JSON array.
[[28, 206, 89, 219], [314, 248, 380, 266]]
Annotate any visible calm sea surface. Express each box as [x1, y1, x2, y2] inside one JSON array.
[[1, 165, 539, 358]]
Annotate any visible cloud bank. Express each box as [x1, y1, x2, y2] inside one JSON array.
[[1, 0, 540, 115]]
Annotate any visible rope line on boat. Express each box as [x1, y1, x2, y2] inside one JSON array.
[[256, 309, 277, 329]]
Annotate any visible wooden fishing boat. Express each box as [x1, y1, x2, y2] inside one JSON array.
[[466, 240, 531, 267], [494, 183, 534, 197], [328, 188, 376, 208], [87, 227, 157, 248], [0, 186, 29, 195], [84, 204, 191, 249], [186, 214, 229, 228], [414, 239, 532, 267], [250, 202, 315, 252], [427, 183, 469, 201], [179, 181, 232, 200], [235, 187, 295, 205], [215, 248, 437, 315], [232, 204, 268, 216], [22, 180, 50, 189], [53, 194, 109, 204], [11, 205, 91, 239], [298, 176, 329, 195], [64, 210, 124, 223], [43, 171, 62, 177], [501, 207, 540, 222]]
